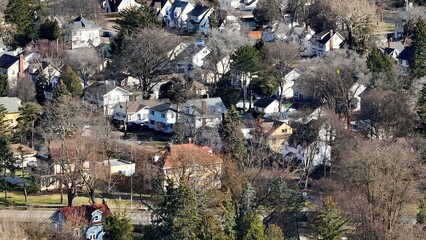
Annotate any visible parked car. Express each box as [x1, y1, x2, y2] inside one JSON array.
[[27, 160, 37, 168], [102, 31, 113, 38]]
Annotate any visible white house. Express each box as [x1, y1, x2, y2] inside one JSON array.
[[112, 99, 170, 124], [105, 0, 140, 13], [103, 87, 130, 116], [150, 0, 173, 21], [179, 97, 227, 129], [165, 0, 194, 28], [186, 5, 213, 34], [303, 30, 345, 57], [349, 83, 367, 112], [281, 141, 331, 168], [69, 17, 101, 49], [192, 46, 211, 67], [148, 102, 177, 133], [254, 98, 281, 114], [240, 0, 259, 11], [274, 68, 303, 100], [397, 46, 413, 76], [0, 53, 26, 88]]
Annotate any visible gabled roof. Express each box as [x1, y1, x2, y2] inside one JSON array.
[[169, 0, 190, 20], [102, 86, 130, 97], [116, 99, 170, 113], [0, 97, 22, 113], [398, 46, 414, 61], [254, 98, 278, 108], [150, 102, 176, 112], [187, 5, 210, 17], [162, 143, 223, 169], [71, 16, 101, 30], [314, 30, 345, 45], [183, 97, 227, 117], [84, 82, 115, 97], [0, 54, 19, 69], [52, 203, 111, 225], [383, 47, 397, 55]]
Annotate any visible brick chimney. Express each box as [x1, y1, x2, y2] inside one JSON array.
[[19, 53, 24, 80], [329, 30, 334, 50], [201, 100, 207, 115]]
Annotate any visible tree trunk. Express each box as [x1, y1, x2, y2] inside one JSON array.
[[88, 187, 96, 204], [242, 72, 247, 112], [67, 188, 77, 207]]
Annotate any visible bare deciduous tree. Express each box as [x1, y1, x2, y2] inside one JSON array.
[[10, 77, 36, 103], [66, 48, 101, 92]]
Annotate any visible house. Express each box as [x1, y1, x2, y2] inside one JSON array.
[[172, 42, 211, 72], [254, 98, 280, 114], [379, 39, 404, 61], [258, 120, 293, 153], [165, 0, 194, 28], [147, 102, 177, 133], [105, 0, 140, 13], [84, 82, 131, 116], [205, 54, 231, 83], [101, 159, 135, 176], [112, 98, 170, 124], [68, 16, 101, 49], [150, 0, 173, 21], [240, 0, 259, 11], [186, 5, 213, 34], [303, 30, 345, 57], [397, 46, 414, 75], [349, 83, 367, 112], [281, 141, 331, 168], [219, 15, 242, 32], [274, 68, 303, 100], [179, 97, 227, 129], [0, 97, 22, 129], [0, 53, 26, 88], [11, 144, 37, 169], [219, 0, 240, 9], [28, 62, 62, 100], [50, 202, 112, 240], [146, 142, 223, 190]]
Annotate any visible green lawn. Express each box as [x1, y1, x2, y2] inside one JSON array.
[[373, 21, 395, 33]]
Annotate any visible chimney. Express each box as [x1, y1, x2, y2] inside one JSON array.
[[306, 25, 311, 34], [102, 198, 107, 205], [19, 53, 24, 80], [201, 100, 207, 115], [388, 38, 392, 48], [329, 30, 334, 50]]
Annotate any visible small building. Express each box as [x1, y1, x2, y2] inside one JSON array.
[[397, 46, 414, 76], [11, 144, 37, 168], [165, 0, 194, 29], [0, 53, 26, 88], [150, 0, 173, 21], [68, 16, 101, 49], [102, 159, 135, 176], [349, 83, 367, 112], [112, 99, 170, 124], [254, 98, 280, 114], [304, 30, 345, 57], [50, 202, 112, 240], [259, 120, 293, 153], [105, 0, 140, 13], [146, 142, 223, 190], [0, 97, 22, 129], [147, 102, 177, 133]]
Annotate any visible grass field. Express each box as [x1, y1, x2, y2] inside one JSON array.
[[373, 21, 395, 33]]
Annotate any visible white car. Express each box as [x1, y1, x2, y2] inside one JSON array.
[[26, 160, 37, 168]]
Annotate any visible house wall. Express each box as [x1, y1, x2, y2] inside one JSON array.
[[103, 89, 130, 116], [4, 112, 20, 128], [117, 0, 141, 12], [1, 61, 19, 87], [268, 123, 292, 152], [72, 29, 100, 49], [169, 4, 194, 28], [85, 224, 104, 240], [109, 163, 136, 176], [263, 101, 280, 114], [148, 109, 176, 133], [192, 47, 211, 67]]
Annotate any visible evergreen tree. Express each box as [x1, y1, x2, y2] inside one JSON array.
[[264, 224, 285, 240], [240, 182, 257, 214], [0, 104, 14, 200], [236, 211, 266, 240], [39, 18, 61, 40], [0, 74, 8, 97], [411, 17, 426, 79], [60, 66, 82, 97], [55, 79, 70, 98], [219, 105, 248, 169], [213, 74, 241, 108], [417, 197, 426, 224], [16, 103, 40, 147], [366, 46, 398, 89], [35, 76, 47, 104], [418, 83, 426, 134], [4, 0, 37, 48], [231, 45, 260, 111], [222, 188, 236, 239], [312, 198, 348, 240], [154, 181, 201, 239], [199, 211, 231, 240], [0, 104, 10, 136], [103, 212, 133, 240]]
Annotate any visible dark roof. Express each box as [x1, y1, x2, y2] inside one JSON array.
[[317, 32, 331, 44], [150, 102, 175, 112], [383, 47, 396, 55], [108, 0, 123, 12], [53, 203, 112, 224], [71, 16, 100, 29], [187, 5, 210, 17], [398, 46, 414, 61], [85, 82, 114, 97], [0, 54, 19, 69], [170, 0, 189, 20], [254, 98, 277, 108]]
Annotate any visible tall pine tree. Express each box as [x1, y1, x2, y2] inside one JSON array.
[[219, 105, 248, 169], [411, 17, 426, 79], [312, 198, 348, 240], [418, 83, 426, 134], [60, 66, 83, 97], [4, 0, 37, 48]]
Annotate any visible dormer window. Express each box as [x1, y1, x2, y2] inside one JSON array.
[[93, 214, 100, 222]]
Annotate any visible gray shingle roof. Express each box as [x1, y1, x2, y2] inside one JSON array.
[[71, 16, 101, 30], [0, 54, 19, 69], [183, 97, 227, 117], [0, 97, 22, 113]]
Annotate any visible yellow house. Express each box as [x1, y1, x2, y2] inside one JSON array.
[[263, 121, 293, 153], [0, 97, 22, 129]]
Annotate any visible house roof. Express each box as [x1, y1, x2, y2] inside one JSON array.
[[150, 102, 176, 112], [11, 144, 37, 155], [162, 143, 223, 169], [107, 0, 123, 12], [398, 46, 414, 61], [248, 31, 262, 40], [0, 54, 19, 69], [169, 0, 190, 20], [102, 159, 134, 167], [254, 98, 277, 108], [53, 203, 111, 224], [183, 97, 227, 117], [0, 97, 22, 113], [85, 82, 115, 97], [71, 16, 101, 30], [187, 5, 210, 17], [116, 99, 170, 113]]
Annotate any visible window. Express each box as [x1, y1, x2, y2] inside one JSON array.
[[161, 113, 166, 118], [281, 128, 288, 134], [93, 214, 100, 222], [151, 110, 155, 115], [137, 114, 141, 120], [171, 113, 174, 118], [89, 232, 96, 240]]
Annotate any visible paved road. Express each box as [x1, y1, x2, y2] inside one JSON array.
[[0, 209, 153, 225]]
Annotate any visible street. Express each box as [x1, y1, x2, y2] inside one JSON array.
[[0, 209, 153, 225]]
